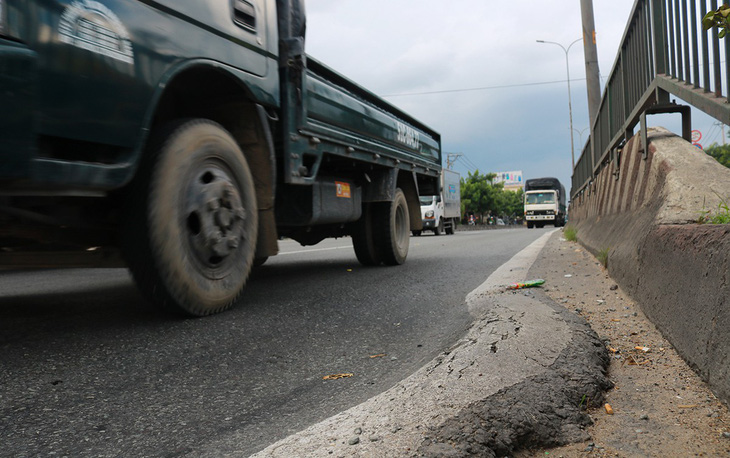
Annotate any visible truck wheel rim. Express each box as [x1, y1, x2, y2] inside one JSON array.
[[183, 160, 248, 277]]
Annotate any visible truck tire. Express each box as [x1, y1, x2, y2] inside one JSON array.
[[445, 220, 454, 235], [124, 119, 258, 316], [352, 203, 382, 266], [527, 222, 534, 229], [373, 188, 409, 265], [411, 230, 422, 236], [434, 218, 443, 236]]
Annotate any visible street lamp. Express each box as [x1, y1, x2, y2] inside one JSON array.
[[537, 38, 582, 169], [573, 127, 589, 146]]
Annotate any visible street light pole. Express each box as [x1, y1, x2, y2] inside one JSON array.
[[537, 38, 582, 169], [573, 127, 589, 147]]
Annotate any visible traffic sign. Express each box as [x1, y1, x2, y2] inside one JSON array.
[[691, 129, 702, 143]]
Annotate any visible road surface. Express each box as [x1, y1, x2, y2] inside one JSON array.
[[0, 227, 550, 456]]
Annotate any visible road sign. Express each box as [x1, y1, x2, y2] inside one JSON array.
[[693, 143, 703, 150], [691, 129, 702, 143]]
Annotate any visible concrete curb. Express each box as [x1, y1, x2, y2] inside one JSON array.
[[233, 231, 610, 457]]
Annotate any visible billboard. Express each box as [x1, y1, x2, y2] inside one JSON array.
[[495, 171, 523, 187]]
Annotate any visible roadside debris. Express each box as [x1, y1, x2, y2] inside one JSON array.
[[323, 373, 354, 380], [369, 353, 386, 359], [604, 403, 614, 415], [508, 279, 545, 290]]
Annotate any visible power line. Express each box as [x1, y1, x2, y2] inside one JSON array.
[[381, 77, 588, 98]]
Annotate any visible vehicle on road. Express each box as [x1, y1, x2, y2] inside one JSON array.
[[524, 177, 566, 228], [0, 0, 441, 316], [413, 169, 461, 236]]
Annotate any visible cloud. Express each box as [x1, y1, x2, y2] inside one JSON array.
[[305, 0, 637, 193]]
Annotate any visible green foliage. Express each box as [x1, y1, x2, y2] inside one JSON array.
[[563, 225, 577, 242], [703, 5, 730, 38], [704, 142, 730, 169], [698, 194, 730, 224], [459, 170, 523, 220], [597, 247, 610, 268]]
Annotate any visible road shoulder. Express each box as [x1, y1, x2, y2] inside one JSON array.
[[243, 230, 612, 457], [519, 230, 730, 457]]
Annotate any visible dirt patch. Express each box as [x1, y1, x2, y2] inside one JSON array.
[[519, 230, 730, 457]]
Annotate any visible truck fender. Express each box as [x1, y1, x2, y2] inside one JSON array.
[[124, 59, 279, 187]]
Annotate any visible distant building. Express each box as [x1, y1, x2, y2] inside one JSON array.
[[494, 170, 523, 192]]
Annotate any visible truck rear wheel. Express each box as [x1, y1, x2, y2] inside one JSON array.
[[445, 219, 454, 235], [352, 203, 382, 266], [124, 120, 258, 316], [373, 188, 410, 265]]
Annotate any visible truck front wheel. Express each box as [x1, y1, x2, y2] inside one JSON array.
[[124, 120, 258, 316], [374, 188, 410, 265], [434, 217, 443, 236]]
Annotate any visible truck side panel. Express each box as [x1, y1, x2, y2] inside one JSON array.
[[442, 169, 461, 220], [281, 56, 441, 187]]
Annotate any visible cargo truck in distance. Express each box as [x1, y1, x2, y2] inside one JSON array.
[[0, 0, 441, 316], [523, 178, 566, 228], [414, 169, 461, 235]]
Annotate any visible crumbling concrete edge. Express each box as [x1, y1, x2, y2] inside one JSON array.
[[245, 233, 611, 458]]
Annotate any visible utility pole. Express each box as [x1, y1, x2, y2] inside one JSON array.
[[581, 0, 602, 126], [446, 153, 462, 169]]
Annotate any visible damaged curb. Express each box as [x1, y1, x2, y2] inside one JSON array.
[[212, 232, 612, 457]]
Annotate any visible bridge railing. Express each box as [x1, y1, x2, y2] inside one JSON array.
[[572, 0, 730, 200]]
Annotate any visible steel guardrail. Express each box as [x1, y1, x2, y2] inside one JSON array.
[[572, 0, 730, 200]]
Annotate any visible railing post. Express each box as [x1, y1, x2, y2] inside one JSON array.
[[651, 0, 670, 104]]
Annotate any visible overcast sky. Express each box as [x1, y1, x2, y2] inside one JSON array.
[[304, 0, 718, 195]]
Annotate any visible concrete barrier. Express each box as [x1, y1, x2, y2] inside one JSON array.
[[569, 127, 730, 403]]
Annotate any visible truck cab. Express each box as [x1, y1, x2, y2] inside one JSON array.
[[523, 177, 566, 228], [418, 194, 444, 235]]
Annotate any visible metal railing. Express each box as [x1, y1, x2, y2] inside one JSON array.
[[572, 0, 730, 199]]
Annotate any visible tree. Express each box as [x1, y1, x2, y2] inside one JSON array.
[[460, 171, 525, 222], [460, 170, 500, 218], [703, 5, 730, 38], [704, 143, 730, 169], [502, 188, 524, 217]]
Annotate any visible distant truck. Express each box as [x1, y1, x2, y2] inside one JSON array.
[[524, 177, 566, 228], [0, 0, 441, 316], [414, 169, 461, 235]]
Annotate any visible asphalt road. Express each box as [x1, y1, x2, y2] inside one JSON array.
[[0, 227, 549, 457]]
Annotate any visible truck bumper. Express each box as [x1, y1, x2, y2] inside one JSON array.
[[422, 219, 436, 229], [525, 215, 556, 222]]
